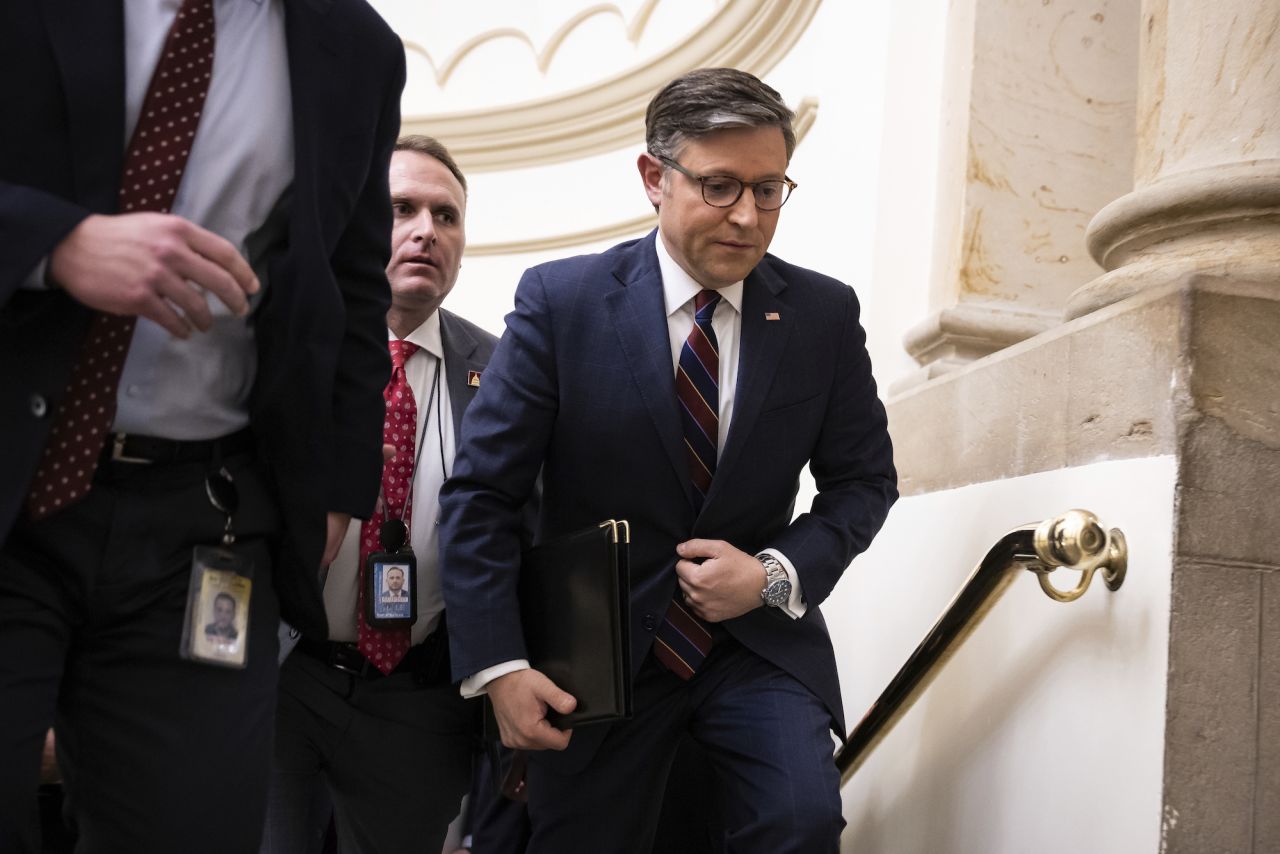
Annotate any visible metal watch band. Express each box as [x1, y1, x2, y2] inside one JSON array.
[[756, 553, 792, 607]]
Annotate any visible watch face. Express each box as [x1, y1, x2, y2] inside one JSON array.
[[762, 579, 792, 607]]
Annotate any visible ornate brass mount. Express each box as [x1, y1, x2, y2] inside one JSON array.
[[1027, 509, 1127, 603]]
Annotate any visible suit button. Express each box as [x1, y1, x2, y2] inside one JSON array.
[[642, 613, 656, 632], [30, 394, 48, 418]]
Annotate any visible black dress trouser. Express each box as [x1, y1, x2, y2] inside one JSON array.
[[0, 451, 282, 854]]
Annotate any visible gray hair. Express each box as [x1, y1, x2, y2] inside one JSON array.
[[394, 134, 468, 194], [645, 68, 795, 164]]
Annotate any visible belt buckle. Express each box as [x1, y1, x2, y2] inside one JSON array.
[[329, 645, 371, 677], [110, 434, 153, 464]]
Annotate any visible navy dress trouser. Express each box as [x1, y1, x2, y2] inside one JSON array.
[[526, 639, 844, 854]]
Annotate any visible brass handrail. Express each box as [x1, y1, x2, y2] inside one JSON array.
[[836, 509, 1127, 784]]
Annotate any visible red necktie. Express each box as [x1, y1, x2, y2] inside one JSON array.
[[357, 339, 421, 674], [26, 0, 217, 520], [653, 290, 719, 680]]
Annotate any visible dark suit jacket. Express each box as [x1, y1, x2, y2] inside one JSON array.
[[440, 230, 897, 762], [0, 0, 406, 637], [440, 309, 497, 442]]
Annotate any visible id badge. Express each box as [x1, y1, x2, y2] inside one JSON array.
[[365, 551, 417, 628], [180, 545, 253, 669]]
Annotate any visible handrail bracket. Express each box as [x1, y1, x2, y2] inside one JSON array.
[[1029, 510, 1128, 603]]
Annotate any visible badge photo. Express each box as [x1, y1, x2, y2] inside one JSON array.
[[365, 553, 418, 627], [181, 546, 253, 669]]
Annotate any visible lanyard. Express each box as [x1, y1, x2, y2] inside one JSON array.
[[397, 352, 447, 526]]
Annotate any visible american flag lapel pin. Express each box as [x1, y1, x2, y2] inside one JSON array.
[[467, 370, 482, 387], [765, 312, 781, 321]]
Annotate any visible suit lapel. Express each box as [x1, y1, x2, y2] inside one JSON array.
[[605, 234, 697, 510], [439, 310, 482, 436], [41, 0, 126, 212], [703, 261, 793, 507]]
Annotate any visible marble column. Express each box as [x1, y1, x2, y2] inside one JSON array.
[[1067, 0, 1280, 318], [901, 0, 1139, 388]]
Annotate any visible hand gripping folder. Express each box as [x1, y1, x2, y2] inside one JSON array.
[[518, 519, 633, 728]]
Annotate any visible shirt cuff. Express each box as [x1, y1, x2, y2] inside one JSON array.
[[759, 548, 807, 619], [22, 257, 51, 290], [459, 659, 530, 699]]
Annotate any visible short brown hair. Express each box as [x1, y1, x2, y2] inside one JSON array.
[[645, 68, 795, 164], [394, 135, 467, 194]]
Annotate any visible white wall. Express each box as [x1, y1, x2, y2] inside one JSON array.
[[831, 456, 1174, 853], [377, 0, 904, 367], [861, 0, 950, 387]]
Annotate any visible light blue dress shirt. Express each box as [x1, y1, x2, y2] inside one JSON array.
[[111, 0, 293, 439]]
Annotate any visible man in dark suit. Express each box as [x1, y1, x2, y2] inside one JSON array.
[[262, 136, 495, 854], [440, 67, 897, 853], [0, 2, 404, 851]]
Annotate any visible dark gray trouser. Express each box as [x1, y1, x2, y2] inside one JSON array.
[[0, 452, 282, 854], [260, 645, 478, 854]]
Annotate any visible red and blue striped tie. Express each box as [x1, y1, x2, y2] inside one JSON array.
[[654, 290, 719, 680]]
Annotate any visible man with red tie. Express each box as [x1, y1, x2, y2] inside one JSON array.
[[0, 1, 404, 851], [261, 136, 499, 854], [440, 68, 898, 852]]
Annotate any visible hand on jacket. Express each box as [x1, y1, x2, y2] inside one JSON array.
[[49, 212, 259, 337], [675, 539, 768, 622]]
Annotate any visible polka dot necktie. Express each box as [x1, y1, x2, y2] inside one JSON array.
[[25, 0, 216, 520], [356, 339, 421, 674], [653, 290, 719, 680]]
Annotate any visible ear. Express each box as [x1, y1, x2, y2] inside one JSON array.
[[637, 152, 665, 208]]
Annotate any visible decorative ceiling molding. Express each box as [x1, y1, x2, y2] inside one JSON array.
[[402, 1, 665, 85], [466, 212, 658, 257], [466, 98, 819, 257], [400, 0, 822, 173]]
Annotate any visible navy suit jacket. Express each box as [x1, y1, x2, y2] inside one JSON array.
[[0, 0, 405, 637], [441, 231, 897, 757]]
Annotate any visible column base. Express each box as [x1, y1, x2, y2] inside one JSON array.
[[1069, 160, 1280, 320], [894, 303, 1057, 393]]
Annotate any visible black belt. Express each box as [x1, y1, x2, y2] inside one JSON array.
[[99, 428, 255, 466], [296, 631, 449, 683]]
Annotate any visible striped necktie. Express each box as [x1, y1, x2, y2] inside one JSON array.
[[653, 290, 720, 680]]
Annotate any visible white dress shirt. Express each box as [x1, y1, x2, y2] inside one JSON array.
[[324, 312, 456, 645], [460, 232, 808, 698]]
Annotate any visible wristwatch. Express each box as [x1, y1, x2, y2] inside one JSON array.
[[757, 554, 792, 608]]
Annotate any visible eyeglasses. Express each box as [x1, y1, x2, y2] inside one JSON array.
[[658, 156, 798, 211]]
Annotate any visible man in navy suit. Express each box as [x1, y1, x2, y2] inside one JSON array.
[[0, 1, 404, 851], [440, 67, 897, 852]]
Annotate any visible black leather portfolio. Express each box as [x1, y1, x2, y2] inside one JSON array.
[[519, 519, 632, 728]]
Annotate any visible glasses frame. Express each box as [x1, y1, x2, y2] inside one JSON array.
[[657, 156, 798, 211]]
